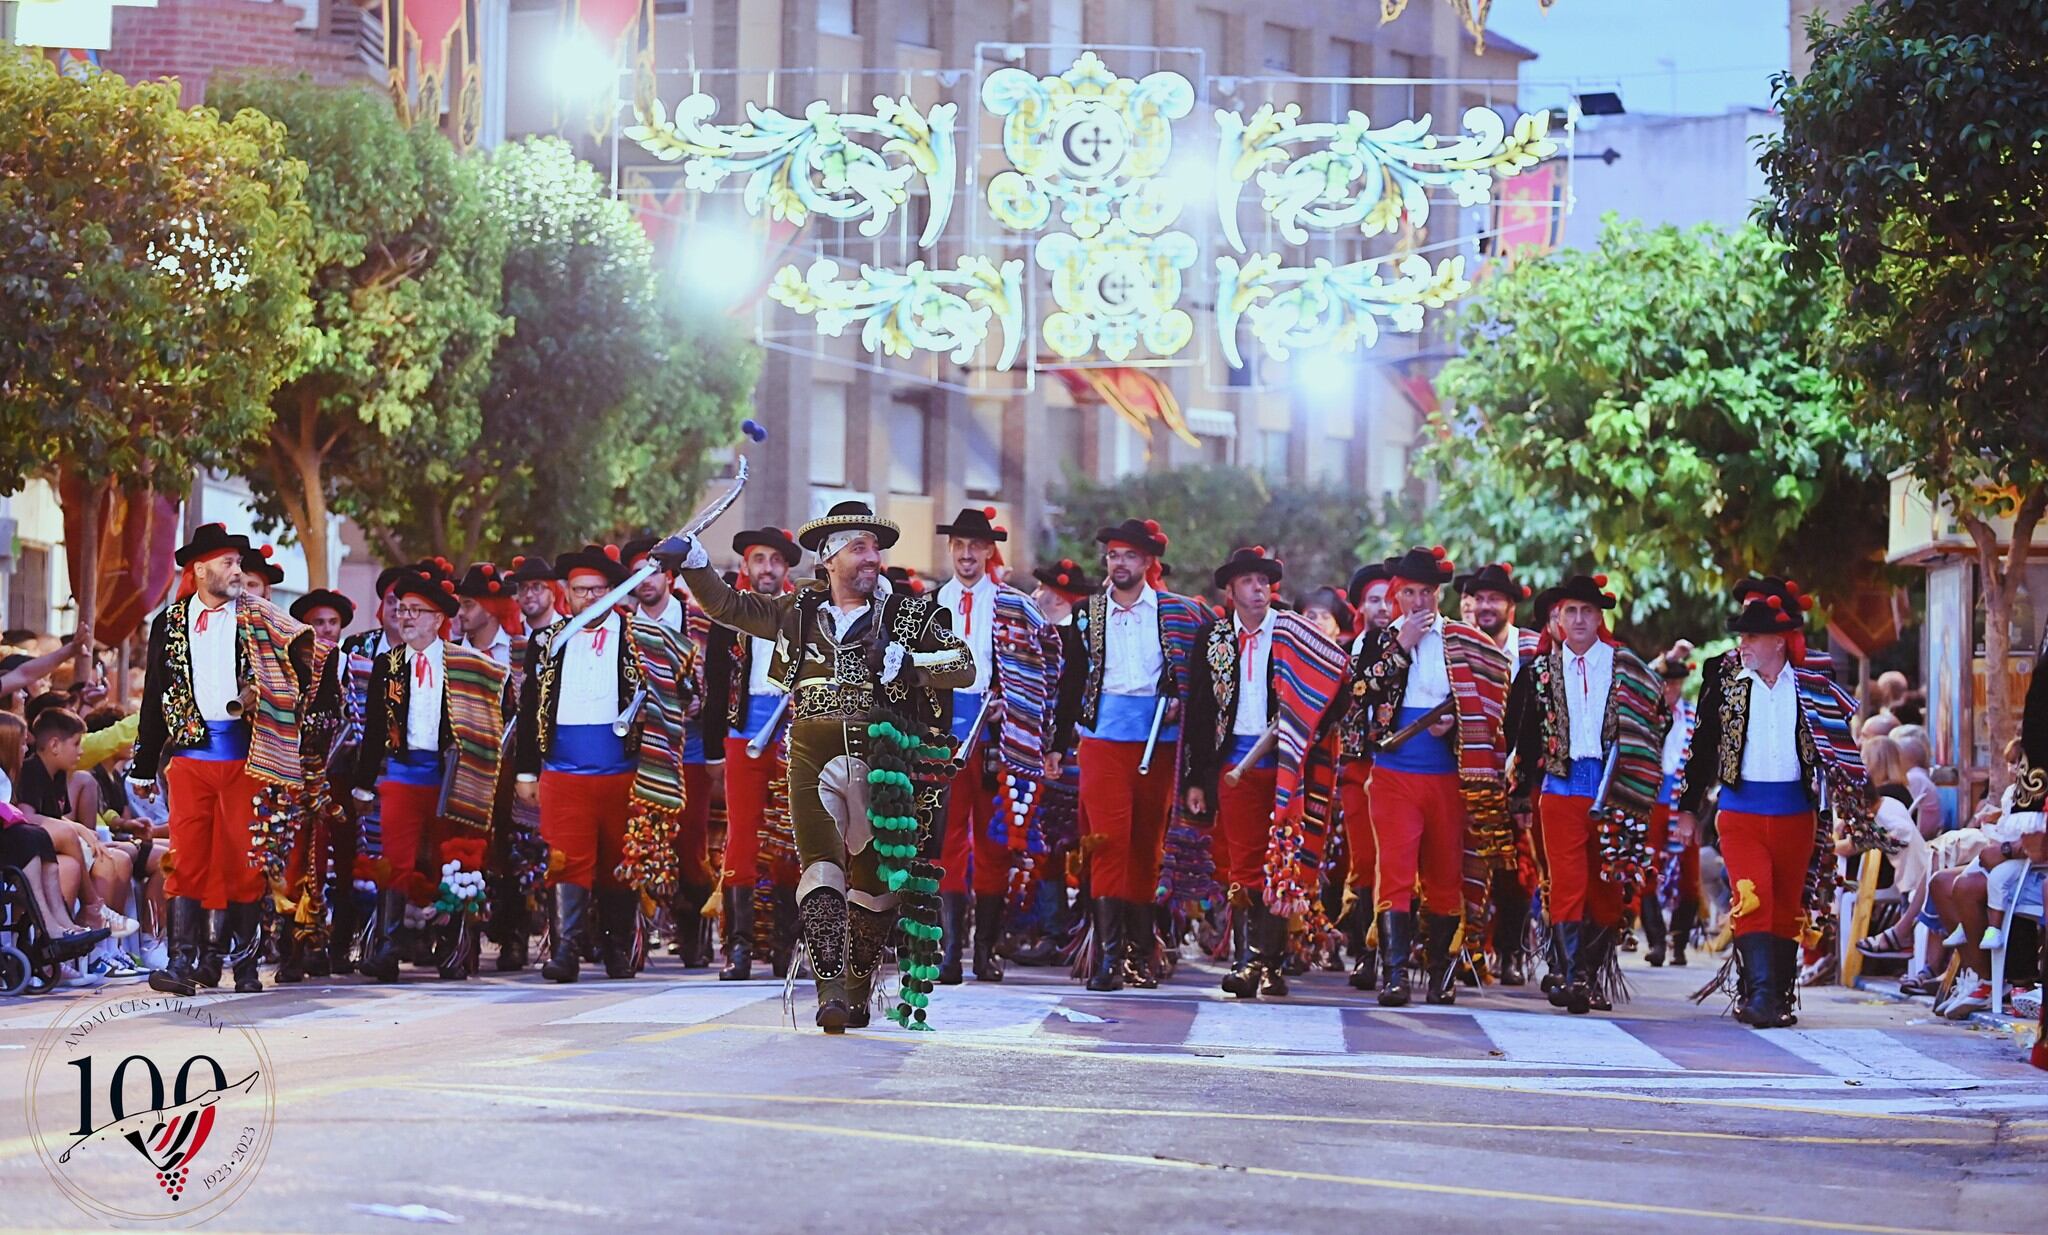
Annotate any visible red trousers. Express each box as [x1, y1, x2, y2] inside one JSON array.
[[163, 757, 265, 908], [1717, 809, 1816, 938], [941, 761, 1009, 896], [539, 770, 636, 891], [376, 780, 441, 890], [1077, 738, 1175, 903], [1645, 802, 1702, 905], [1338, 759, 1376, 893], [720, 736, 777, 884], [1538, 792, 1625, 928], [669, 763, 713, 888], [1366, 766, 1466, 915], [1212, 764, 1277, 895]]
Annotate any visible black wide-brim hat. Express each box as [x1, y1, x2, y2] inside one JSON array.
[[1531, 585, 1565, 627], [621, 536, 665, 570], [505, 553, 558, 584], [1552, 573, 1619, 611], [1033, 557, 1099, 599], [1656, 657, 1697, 680], [733, 526, 803, 566], [1214, 546, 1283, 590], [239, 544, 285, 586], [1095, 518, 1168, 558], [798, 500, 900, 552], [1455, 561, 1530, 602], [373, 565, 410, 597], [175, 522, 251, 568], [290, 589, 356, 627], [392, 570, 460, 617], [937, 505, 1008, 542], [1727, 574, 1811, 634], [554, 543, 633, 587], [456, 563, 513, 601], [1347, 562, 1392, 606], [1388, 545, 1456, 586]]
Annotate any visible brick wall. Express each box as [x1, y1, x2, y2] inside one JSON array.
[[101, 0, 370, 107]]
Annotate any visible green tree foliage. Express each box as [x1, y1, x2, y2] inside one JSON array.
[[0, 54, 311, 641], [1424, 217, 1890, 639], [1047, 465, 1401, 602], [1761, 0, 2048, 783], [209, 73, 508, 586]]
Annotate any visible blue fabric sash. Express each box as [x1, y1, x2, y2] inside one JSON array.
[[1225, 730, 1277, 771], [177, 719, 250, 763], [735, 692, 783, 743], [381, 748, 445, 788], [1375, 706, 1455, 774], [546, 723, 633, 777], [1543, 756, 1605, 800], [1082, 691, 1179, 745], [1721, 779, 1810, 816]]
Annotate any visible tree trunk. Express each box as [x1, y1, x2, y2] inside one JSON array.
[[1962, 484, 2046, 796], [73, 477, 105, 686], [267, 389, 333, 588]]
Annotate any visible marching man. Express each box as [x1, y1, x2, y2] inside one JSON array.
[[1334, 560, 1393, 990]]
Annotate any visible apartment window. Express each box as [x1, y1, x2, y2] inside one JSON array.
[[1262, 24, 1296, 73], [888, 402, 928, 494], [810, 384, 848, 487], [653, 0, 690, 13], [897, 0, 932, 48], [965, 400, 1004, 495], [819, 0, 854, 36]]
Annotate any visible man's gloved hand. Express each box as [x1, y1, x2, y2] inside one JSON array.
[[880, 642, 907, 685], [652, 534, 708, 572]]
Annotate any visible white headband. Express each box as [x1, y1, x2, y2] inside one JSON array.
[[821, 530, 874, 562]]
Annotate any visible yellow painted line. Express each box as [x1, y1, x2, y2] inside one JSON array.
[[421, 1082, 1984, 1148], [624, 1023, 731, 1044], [613, 1021, 1996, 1127], [399, 1084, 2012, 1235], [469, 1047, 594, 1067]]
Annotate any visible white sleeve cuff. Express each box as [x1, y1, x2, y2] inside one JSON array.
[[516, 773, 539, 784]]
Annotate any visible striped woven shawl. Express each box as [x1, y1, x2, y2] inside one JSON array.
[[240, 598, 318, 789], [1155, 591, 1215, 907], [991, 585, 1061, 852], [615, 617, 696, 896], [1794, 661, 1880, 924], [1261, 611, 1347, 915], [439, 645, 512, 832], [1441, 621, 1512, 844]]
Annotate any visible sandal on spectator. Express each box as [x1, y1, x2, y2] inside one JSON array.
[[1856, 922, 1913, 956], [1898, 968, 1943, 997]]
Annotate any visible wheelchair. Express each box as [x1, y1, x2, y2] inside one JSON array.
[[0, 864, 101, 996]]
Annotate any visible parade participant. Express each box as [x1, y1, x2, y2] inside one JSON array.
[[350, 571, 511, 982], [130, 523, 328, 997], [240, 543, 284, 602], [1644, 645, 1701, 967], [623, 536, 715, 969], [1675, 576, 1874, 1029], [1504, 574, 1663, 1014], [662, 501, 975, 1032], [1455, 562, 1540, 983], [508, 553, 564, 634], [329, 566, 409, 974], [1014, 559, 1094, 962], [699, 526, 803, 981], [1334, 560, 1394, 989], [269, 590, 354, 983], [491, 557, 558, 971], [455, 563, 521, 670], [1051, 519, 1207, 993], [1345, 547, 1512, 1008], [932, 506, 1061, 984], [1183, 547, 1297, 997], [291, 590, 353, 644], [1457, 563, 1537, 677], [514, 544, 698, 984]]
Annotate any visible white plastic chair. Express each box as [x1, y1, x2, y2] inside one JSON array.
[[1987, 862, 2046, 1015]]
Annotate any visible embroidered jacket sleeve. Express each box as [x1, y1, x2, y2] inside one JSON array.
[[2014, 655, 2047, 812], [1348, 627, 1411, 738], [1503, 660, 1545, 805], [681, 564, 788, 643], [355, 650, 398, 793], [1181, 618, 1225, 798], [1051, 624, 1087, 752], [1675, 653, 1733, 817], [130, 608, 175, 783], [514, 628, 548, 778], [909, 604, 975, 690], [700, 625, 737, 753]]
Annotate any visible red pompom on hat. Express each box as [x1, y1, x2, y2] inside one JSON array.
[[1056, 573, 1070, 585], [1430, 545, 1447, 559], [1143, 519, 1161, 534], [440, 580, 456, 595], [603, 544, 621, 561], [1798, 595, 1815, 611], [1785, 580, 1802, 596], [481, 563, 496, 576], [1520, 585, 1533, 599], [1060, 558, 1074, 569], [781, 528, 794, 539], [1603, 591, 1616, 603], [1767, 595, 1783, 610], [511, 556, 527, 568], [260, 544, 275, 559], [982, 506, 997, 519], [1593, 573, 1608, 587]]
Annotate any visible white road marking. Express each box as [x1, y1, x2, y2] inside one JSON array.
[[1468, 1010, 1680, 1072], [1767, 1029, 1976, 1082], [1185, 1001, 1349, 1054], [265, 986, 526, 1026]]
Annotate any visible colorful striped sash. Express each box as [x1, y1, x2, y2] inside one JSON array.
[[1262, 611, 1347, 915]]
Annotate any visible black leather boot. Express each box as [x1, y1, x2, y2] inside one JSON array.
[[326, 884, 357, 976], [1767, 935, 1801, 1028], [802, 887, 850, 1033], [541, 884, 588, 983], [1576, 925, 1614, 1012], [225, 901, 265, 993], [972, 893, 1006, 982], [274, 925, 306, 984], [846, 903, 893, 1029], [1422, 912, 1460, 1005], [1642, 899, 1669, 967], [1084, 898, 1124, 992], [1492, 873, 1530, 986], [149, 896, 204, 997], [1256, 905, 1290, 998], [1669, 900, 1697, 967], [672, 883, 713, 969], [1548, 921, 1584, 1011], [195, 908, 227, 989], [360, 889, 410, 984], [1221, 907, 1257, 997], [491, 876, 530, 972], [598, 889, 640, 979], [937, 892, 967, 985], [1733, 933, 1773, 1027], [719, 886, 756, 980], [1377, 909, 1415, 1008], [1123, 900, 1159, 988], [1346, 895, 1378, 991]]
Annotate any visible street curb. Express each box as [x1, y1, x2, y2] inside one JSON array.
[[1852, 974, 2033, 1035]]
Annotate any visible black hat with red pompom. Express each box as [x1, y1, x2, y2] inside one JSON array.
[[1387, 545, 1456, 586], [1553, 572, 1619, 611], [732, 526, 803, 567], [553, 543, 632, 588], [1656, 655, 1698, 681], [290, 588, 356, 628], [1728, 575, 1812, 633], [175, 522, 251, 568], [1032, 556, 1099, 601], [1094, 518, 1168, 558], [455, 562, 513, 601], [1346, 561, 1392, 607], [504, 553, 558, 584], [1214, 545, 1283, 590], [1454, 561, 1530, 602], [239, 542, 285, 586], [937, 506, 1008, 543], [391, 569, 459, 617]]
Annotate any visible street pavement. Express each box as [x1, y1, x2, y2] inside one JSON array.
[[2, 948, 2043, 1233]]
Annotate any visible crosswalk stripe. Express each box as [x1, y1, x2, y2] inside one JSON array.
[[549, 982, 780, 1026], [1766, 1029, 1976, 1082], [262, 986, 528, 1026], [1467, 1011, 1680, 1072], [930, 992, 1069, 1038], [1186, 1001, 1348, 1054]]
